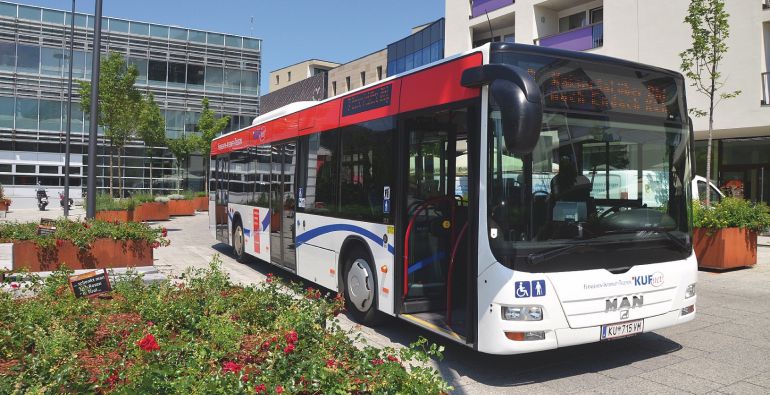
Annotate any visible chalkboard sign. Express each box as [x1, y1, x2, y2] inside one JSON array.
[[37, 225, 56, 236], [69, 269, 112, 298], [342, 84, 392, 117], [40, 218, 56, 227]]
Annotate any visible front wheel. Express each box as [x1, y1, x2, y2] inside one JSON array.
[[233, 222, 247, 263], [343, 247, 383, 325]]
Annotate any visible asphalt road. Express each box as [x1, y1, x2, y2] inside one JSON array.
[[5, 207, 770, 394]]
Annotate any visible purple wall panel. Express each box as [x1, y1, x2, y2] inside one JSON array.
[[471, 0, 514, 18], [539, 26, 593, 51]]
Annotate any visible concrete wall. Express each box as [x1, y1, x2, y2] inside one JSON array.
[[445, 0, 770, 140], [268, 60, 339, 93], [327, 49, 388, 96]]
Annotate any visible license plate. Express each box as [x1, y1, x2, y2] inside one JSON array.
[[601, 319, 644, 340]]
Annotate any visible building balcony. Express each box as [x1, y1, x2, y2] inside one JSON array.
[[471, 0, 514, 18], [534, 22, 603, 51], [762, 72, 770, 105]]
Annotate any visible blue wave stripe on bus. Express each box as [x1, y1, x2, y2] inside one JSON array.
[[243, 228, 251, 237], [261, 211, 271, 231], [408, 251, 446, 274], [296, 224, 395, 255]]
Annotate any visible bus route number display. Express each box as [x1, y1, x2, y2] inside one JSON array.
[[342, 84, 392, 117]]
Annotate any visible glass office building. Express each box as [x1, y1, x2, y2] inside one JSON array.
[[386, 18, 444, 77], [0, 1, 261, 207]]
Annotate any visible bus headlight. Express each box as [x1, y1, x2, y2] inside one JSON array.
[[685, 283, 696, 299], [502, 305, 543, 321]]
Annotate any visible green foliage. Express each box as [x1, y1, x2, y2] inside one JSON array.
[[0, 218, 169, 249], [93, 194, 136, 212], [130, 193, 157, 204], [693, 197, 770, 233], [136, 92, 166, 149], [0, 258, 452, 394], [167, 135, 201, 192], [197, 98, 231, 157]]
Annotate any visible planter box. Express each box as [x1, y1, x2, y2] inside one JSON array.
[[168, 199, 195, 216], [12, 239, 153, 272], [133, 202, 170, 222], [194, 196, 209, 212], [95, 210, 133, 223], [693, 227, 757, 270], [0, 200, 9, 212]]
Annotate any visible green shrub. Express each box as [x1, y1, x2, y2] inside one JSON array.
[[130, 193, 157, 204], [93, 194, 136, 212], [0, 258, 452, 394], [693, 197, 770, 233]]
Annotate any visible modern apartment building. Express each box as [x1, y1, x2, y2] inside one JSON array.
[[0, 1, 261, 208], [268, 59, 338, 93], [445, 0, 770, 205]]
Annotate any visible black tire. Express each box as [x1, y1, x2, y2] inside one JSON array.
[[342, 246, 384, 326], [232, 221, 247, 263]]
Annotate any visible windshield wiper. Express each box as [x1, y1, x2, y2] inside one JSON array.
[[601, 228, 690, 253], [528, 243, 589, 266]]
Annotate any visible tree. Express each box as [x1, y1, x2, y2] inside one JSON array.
[[79, 52, 142, 197], [167, 134, 200, 192], [136, 92, 166, 196], [197, 98, 230, 195], [679, 0, 740, 206]]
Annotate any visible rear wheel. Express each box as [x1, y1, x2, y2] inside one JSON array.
[[233, 221, 247, 263], [343, 247, 383, 325]]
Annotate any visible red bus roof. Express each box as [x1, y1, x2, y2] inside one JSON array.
[[211, 51, 483, 156]]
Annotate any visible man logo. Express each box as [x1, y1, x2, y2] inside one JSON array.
[[606, 295, 643, 312], [620, 310, 629, 320]]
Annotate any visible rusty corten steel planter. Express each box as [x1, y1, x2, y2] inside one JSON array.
[[693, 227, 757, 270], [133, 202, 170, 222], [193, 196, 209, 212], [168, 199, 196, 216], [95, 210, 132, 223], [12, 239, 153, 272]]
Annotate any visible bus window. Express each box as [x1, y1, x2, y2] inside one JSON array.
[[305, 130, 339, 215]]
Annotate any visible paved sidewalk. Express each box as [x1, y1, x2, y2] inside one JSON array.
[[4, 209, 770, 394]]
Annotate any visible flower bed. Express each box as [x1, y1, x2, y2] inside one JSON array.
[[0, 259, 452, 393], [0, 219, 169, 271], [133, 202, 170, 222]]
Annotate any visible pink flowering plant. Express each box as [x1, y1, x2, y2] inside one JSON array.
[[0, 256, 452, 393]]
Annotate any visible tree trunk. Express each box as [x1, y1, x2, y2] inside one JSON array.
[[109, 142, 114, 197], [705, 62, 717, 207], [148, 151, 153, 196]]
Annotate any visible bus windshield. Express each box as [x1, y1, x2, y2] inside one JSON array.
[[487, 50, 692, 273]]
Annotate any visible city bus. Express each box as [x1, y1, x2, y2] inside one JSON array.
[[209, 42, 697, 354]]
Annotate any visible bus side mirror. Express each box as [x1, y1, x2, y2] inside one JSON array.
[[462, 64, 543, 154]]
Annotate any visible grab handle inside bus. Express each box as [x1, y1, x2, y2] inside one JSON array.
[[461, 64, 543, 154]]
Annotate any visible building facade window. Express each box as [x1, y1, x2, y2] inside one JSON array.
[[345, 76, 350, 91], [288, 71, 291, 82], [387, 18, 444, 76], [332, 81, 337, 96], [360, 71, 365, 86], [559, 12, 587, 32], [376, 66, 382, 81]]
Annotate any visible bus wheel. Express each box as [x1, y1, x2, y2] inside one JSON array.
[[233, 222, 247, 263], [343, 248, 382, 325]]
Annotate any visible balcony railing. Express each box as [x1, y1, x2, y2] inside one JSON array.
[[762, 72, 770, 105], [471, 0, 514, 18], [534, 23, 603, 51]]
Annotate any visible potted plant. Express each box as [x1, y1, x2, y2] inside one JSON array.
[[93, 195, 135, 223], [132, 193, 170, 222], [167, 193, 195, 216], [0, 183, 10, 212], [193, 191, 209, 212], [693, 197, 770, 270], [0, 219, 168, 272]]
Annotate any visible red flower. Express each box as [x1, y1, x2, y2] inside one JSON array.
[[265, 273, 274, 283], [275, 385, 284, 394], [161, 227, 168, 237], [146, 321, 154, 327], [241, 374, 249, 383], [254, 383, 266, 394], [325, 358, 336, 368], [283, 343, 295, 355], [137, 333, 160, 352], [387, 355, 399, 363], [371, 358, 384, 366], [222, 361, 242, 374], [10, 282, 19, 289], [83, 222, 90, 229], [55, 239, 64, 248], [284, 330, 298, 344], [151, 241, 161, 249]]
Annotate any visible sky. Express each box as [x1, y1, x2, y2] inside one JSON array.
[[18, 0, 445, 93]]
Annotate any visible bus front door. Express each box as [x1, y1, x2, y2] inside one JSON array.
[[402, 109, 471, 339], [215, 155, 230, 244]]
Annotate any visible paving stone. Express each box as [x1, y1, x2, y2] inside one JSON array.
[[668, 358, 761, 386], [706, 341, 770, 369], [716, 381, 769, 395], [640, 367, 723, 394], [744, 370, 770, 389], [539, 371, 616, 393], [588, 376, 689, 395], [665, 329, 747, 353]]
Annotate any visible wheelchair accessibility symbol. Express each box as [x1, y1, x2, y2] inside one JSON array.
[[515, 280, 546, 298]]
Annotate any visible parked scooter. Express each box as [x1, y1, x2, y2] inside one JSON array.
[[36, 186, 49, 211], [59, 192, 73, 209]]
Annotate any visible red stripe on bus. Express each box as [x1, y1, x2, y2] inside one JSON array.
[[212, 51, 483, 155]]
